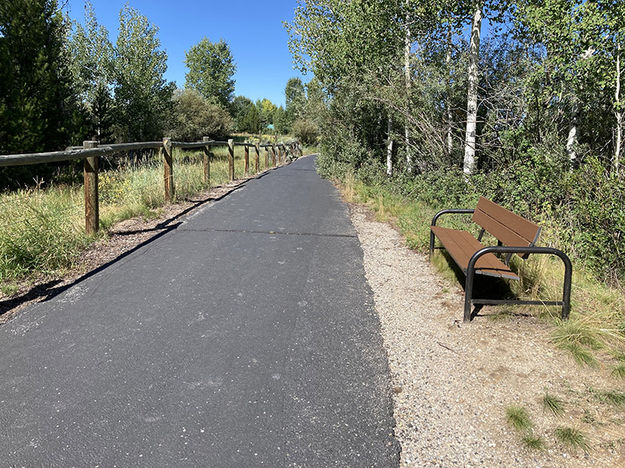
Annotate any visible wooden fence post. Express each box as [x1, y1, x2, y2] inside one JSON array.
[[162, 137, 174, 202], [228, 138, 235, 182], [203, 136, 211, 185], [271, 145, 277, 167], [264, 147, 269, 168], [83, 140, 99, 235], [244, 144, 249, 176], [254, 143, 260, 173]]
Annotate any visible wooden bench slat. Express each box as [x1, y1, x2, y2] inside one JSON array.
[[472, 197, 540, 247], [431, 226, 520, 279]]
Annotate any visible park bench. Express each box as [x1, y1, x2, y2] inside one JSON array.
[[429, 197, 572, 322]]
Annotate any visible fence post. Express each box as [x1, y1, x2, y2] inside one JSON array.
[[264, 146, 269, 168], [254, 143, 260, 173], [228, 138, 235, 182], [162, 137, 174, 202], [244, 144, 249, 176], [203, 136, 211, 185], [83, 140, 99, 235], [271, 145, 277, 167]]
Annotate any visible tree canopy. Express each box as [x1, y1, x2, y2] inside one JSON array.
[[185, 38, 236, 109]]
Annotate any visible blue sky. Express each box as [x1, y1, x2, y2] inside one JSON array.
[[63, 0, 307, 107]]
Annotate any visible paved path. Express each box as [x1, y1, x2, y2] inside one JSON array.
[[0, 156, 400, 466]]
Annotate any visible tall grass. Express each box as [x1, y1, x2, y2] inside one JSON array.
[[0, 145, 279, 290]]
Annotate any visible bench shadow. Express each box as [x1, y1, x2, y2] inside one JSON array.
[[436, 250, 531, 320]]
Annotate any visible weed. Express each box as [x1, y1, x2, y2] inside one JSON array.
[[554, 427, 590, 451], [0, 282, 19, 297], [602, 391, 625, 406], [612, 364, 625, 379], [542, 392, 565, 416], [521, 433, 546, 450], [506, 405, 533, 431], [559, 343, 598, 367]]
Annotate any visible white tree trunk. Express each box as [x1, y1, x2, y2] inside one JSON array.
[[566, 121, 577, 165], [446, 24, 453, 159], [463, 5, 482, 176], [404, 2, 412, 172], [387, 117, 393, 176], [615, 42, 623, 174]]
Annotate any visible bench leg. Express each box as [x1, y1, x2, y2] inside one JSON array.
[[464, 267, 475, 322], [429, 230, 435, 261]]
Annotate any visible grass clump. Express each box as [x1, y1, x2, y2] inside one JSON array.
[[542, 392, 565, 416], [612, 364, 625, 379], [521, 433, 546, 450], [506, 405, 533, 431], [554, 427, 590, 451]]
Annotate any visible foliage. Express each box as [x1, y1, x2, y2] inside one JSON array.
[[0, 0, 80, 154], [113, 5, 174, 142], [68, 1, 115, 142], [506, 405, 533, 431], [185, 38, 236, 109], [293, 119, 319, 145], [167, 88, 232, 141], [554, 427, 589, 451]]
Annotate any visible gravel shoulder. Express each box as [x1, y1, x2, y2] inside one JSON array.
[[349, 203, 625, 467]]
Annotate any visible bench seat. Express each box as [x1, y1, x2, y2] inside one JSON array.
[[430, 226, 519, 280]]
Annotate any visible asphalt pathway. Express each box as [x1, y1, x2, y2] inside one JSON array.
[[0, 156, 400, 466]]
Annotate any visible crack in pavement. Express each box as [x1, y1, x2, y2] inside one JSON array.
[[179, 227, 357, 239]]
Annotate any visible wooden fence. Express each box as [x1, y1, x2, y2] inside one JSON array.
[[0, 137, 303, 235]]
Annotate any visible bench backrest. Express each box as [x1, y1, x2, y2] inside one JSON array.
[[472, 197, 540, 250]]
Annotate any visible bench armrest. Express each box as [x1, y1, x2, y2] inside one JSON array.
[[431, 209, 475, 227], [465, 246, 572, 320]]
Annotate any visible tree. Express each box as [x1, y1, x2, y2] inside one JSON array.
[[0, 0, 80, 154], [285, 77, 306, 124], [69, 1, 114, 141], [167, 88, 232, 141], [274, 106, 290, 134], [231, 95, 255, 132], [113, 5, 174, 141], [185, 38, 236, 109], [256, 98, 277, 130], [463, 2, 483, 175]]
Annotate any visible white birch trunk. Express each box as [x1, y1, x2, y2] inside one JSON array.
[[446, 24, 453, 158], [566, 122, 577, 165], [615, 43, 623, 174], [404, 3, 412, 172], [387, 117, 393, 176], [463, 5, 482, 176]]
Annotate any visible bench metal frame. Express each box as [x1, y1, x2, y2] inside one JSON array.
[[430, 209, 572, 322]]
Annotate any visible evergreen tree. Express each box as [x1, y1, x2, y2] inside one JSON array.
[[0, 0, 80, 154]]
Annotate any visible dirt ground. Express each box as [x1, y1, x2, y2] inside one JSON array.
[[349, 202, 625, 467]]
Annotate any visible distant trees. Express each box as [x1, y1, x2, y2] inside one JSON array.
[[0, 0, 79, 154], [185, 38, 236, 109]]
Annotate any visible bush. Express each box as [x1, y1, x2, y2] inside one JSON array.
[[293, 119, 319, 145], [167, 88, 233, 141]]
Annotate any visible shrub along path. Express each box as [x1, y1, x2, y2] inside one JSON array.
[[0, 156, 400, 466]]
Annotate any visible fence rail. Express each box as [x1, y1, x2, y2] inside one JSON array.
[[1, 137, 303, 235]]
